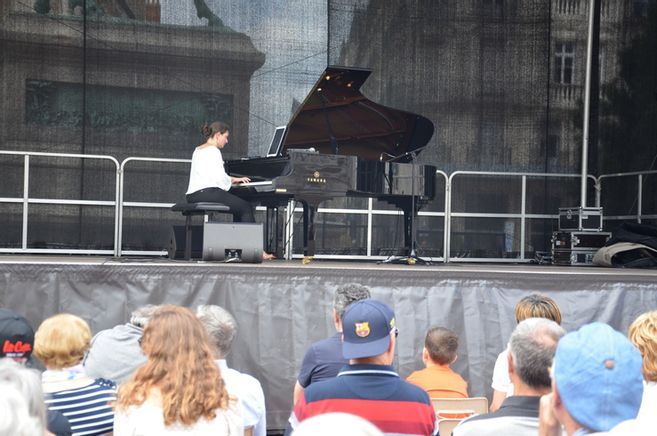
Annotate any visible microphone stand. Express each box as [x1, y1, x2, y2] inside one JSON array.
[[379, 146, 432, 266]]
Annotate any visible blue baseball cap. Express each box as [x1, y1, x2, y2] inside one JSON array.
[[342, 299, 396, 359], [553, 322, 644, 432]]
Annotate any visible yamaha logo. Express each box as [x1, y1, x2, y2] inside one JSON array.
[[307, 171, 327, 184]]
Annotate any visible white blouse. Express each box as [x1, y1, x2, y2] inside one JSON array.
[[186, 146, 232, 194], [114, 401, 242, 436]]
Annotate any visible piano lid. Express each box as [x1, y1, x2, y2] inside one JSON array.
[[281, 66, 434, 163]]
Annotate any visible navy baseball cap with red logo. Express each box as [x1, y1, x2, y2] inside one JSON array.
[[0, 308, 34, 360], [342, 299, 396, 359]]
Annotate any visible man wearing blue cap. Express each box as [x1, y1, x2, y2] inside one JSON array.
[[539, 322, 644, 435], [286, 299, 437, 435]]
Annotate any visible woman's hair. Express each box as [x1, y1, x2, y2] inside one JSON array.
[[34, 313, 91, 369], [628, 310, 657, 382], [201, 121, 230, 139], [514, 294, 562, 325], [116, 305, 230, 426]]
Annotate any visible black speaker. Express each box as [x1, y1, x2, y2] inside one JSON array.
[[168, 225, 203, 259], [202, 222, 263, 263]]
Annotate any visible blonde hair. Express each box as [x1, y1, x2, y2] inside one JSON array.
[[116, 305, 230, 426], [514, 294, 562, 325], [628, 310, 657, 382], [34, 314, 91, 369]]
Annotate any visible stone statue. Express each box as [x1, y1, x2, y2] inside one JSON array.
[[193, 0, 227, 28]]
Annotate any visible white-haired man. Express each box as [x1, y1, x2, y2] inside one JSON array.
[[197, 304, 266, 436], [454, 318, 565, 436]]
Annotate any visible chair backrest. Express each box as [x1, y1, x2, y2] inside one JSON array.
[[438, 418, 462, 436], [432, 397, 489, 419]]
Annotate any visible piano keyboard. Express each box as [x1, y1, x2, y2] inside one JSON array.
[[238, 181, 273, 187]]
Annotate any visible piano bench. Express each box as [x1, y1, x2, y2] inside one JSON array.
[[171, 202, 232, 260]]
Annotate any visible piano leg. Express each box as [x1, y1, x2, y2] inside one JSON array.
[[264, 206, 284, 259], [380, 196, 432, 265], [301, 201, 317, 262]]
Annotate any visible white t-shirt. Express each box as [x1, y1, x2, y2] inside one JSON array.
[[114, 401, 242, 436], [217, 360, 267, 436], [491, 347, 515, 396], [186, 146, 232, 194]]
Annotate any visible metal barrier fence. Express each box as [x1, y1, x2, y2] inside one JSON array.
[[0, 150, 120, 256], [446, 171, 598, 263], [117, 156, 448, 260], [595, 169, 657, 224], [1, 149, 654, 261]]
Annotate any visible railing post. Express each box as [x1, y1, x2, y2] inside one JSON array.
[[520, 175, 526, 260], [638, 174, 643, 223], [444, 174, 453, 263], [22, 155, 30, 250], [115, 165, 124, 257], [366, 197, 373, 257]]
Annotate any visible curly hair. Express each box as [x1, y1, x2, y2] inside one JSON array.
[[116, 305, 230, 426], [628, 310, 657, 382]]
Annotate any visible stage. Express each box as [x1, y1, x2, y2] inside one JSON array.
[[2, 255, 656, 430]]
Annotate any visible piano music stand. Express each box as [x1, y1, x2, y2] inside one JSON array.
[[379, 150, 432, 266]]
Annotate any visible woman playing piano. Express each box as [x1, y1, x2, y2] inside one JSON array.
[[186, 121, 275, 260]]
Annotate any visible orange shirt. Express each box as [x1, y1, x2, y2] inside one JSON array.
[[406, 364, 468, 398]]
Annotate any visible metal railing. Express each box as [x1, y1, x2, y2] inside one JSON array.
[[2, 148, 654, 262], [117, 156, 449, 261], [118, 157, 191, 256], [0, 150, 120, 255], [446, 171, 598, 263], [595, 169, 657, 224]]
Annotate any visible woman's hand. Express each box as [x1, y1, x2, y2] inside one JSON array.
[[231, 176, 251, 185]]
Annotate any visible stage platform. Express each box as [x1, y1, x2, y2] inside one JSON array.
[[2, 255, 656, 430]]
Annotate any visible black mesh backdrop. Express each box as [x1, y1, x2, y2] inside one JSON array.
[[0, 0, 328, 251], [326, 0, 656, 258], [1, 0, 655, 255]]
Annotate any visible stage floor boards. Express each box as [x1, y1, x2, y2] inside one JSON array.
[[2, 254, 656, 278], [2, 254, 656, 430]]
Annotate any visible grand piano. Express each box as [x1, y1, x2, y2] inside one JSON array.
[[226, 66, 437, 260]]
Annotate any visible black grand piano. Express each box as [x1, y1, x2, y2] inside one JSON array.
[[226, 66, 437, 260]]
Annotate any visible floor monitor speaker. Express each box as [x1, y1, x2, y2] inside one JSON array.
[[203, 222, 263, 263]]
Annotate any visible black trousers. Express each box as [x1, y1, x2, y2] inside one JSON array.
[[186, 187, 255, 223]]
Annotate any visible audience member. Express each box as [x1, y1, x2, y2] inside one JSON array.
[[454, 317, 565, 436], [292, 412, 384, 436], [627, 310, 657, 422], [0, 307, 35, 365], [83, 304, 159, 384], [490, 293, 562, 412], [592, 311, 657, 435], [293, 283, 371, 404], [35, 313, 117, 436], [1, 310, 71, 436], [0, 358, 47, 435], [0, 385, 43, 436], [286, 299, 436, 436], [115, 305, 242, 434], [538, 322, 644, 436], [407, 326, 468, 398], [197, 304, 266, 436]]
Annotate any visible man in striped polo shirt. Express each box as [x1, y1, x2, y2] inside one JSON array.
[[286, 299, 437, 436]]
